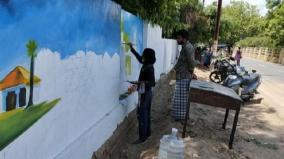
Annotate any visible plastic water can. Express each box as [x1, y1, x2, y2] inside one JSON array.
[[158, 128, 185, 159]]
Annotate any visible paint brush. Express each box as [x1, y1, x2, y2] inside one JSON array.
[[125, 80, 141, 85], [125, 80, 135, 84], [122, 42, 136, 45]]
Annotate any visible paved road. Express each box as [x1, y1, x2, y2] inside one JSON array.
[[241, 57, 284, 120]]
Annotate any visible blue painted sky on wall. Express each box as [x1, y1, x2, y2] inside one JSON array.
[[122, 10, 144, 54], [0, 0, 121, 78]]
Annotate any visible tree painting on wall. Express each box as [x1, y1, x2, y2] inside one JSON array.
[[26, 40, 37, 107]]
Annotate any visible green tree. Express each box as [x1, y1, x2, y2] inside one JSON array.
[[238, 0, 284, 48], [235, 0, 284, 48], [266, 0, 281, 9], [218, 1, 263, 48], [203, 2, 217, 47], [114, 0, 192, 37], [237, 36, 274, 47], [180, 0, 212, 44], [26, 40, 37, 107], [265, 1, 284, 47], [115, 0, 222, 40]]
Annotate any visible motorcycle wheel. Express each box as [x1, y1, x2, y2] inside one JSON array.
[[241, 96, 251, 102], [209, 71, 223, 83], [241, 94, 254, 102]]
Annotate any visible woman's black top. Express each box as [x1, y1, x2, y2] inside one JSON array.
[[131, 48, 155, 91]]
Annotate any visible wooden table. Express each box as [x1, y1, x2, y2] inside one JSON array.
[[182, 80, 243, 149]]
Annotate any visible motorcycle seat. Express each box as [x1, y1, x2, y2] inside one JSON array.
[[243, 73, 260, 84]]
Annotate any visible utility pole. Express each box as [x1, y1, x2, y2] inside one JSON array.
[[213, 0, 222, 55]]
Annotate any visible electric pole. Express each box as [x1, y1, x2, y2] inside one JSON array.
[[213, 0, 222, 55]]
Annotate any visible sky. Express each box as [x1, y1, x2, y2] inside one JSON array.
[[0, 0, 121, 78], [204, 0, 268, 16]]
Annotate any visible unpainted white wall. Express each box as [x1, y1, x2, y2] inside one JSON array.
[[144, 24, 165, 79], [163, 39, 178, 73], [144, 24, 178, 76]]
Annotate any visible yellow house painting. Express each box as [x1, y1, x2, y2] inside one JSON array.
[[0, 66, 41, 112]]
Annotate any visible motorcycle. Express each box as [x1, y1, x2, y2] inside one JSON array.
[[223, 66, 262, 101], [209, 57, 236, 84]]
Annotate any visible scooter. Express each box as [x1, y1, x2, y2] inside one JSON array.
[[223, 66, 262, 102]]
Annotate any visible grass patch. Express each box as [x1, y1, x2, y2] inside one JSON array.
[[0, 98, 60, 150], [0, 109, 22, 121]]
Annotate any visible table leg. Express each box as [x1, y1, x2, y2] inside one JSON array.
[[229, 107, 240, 149], [222, 108, 230, 129]]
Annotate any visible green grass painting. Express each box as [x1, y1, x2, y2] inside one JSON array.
[[0, 98, 60, 150]]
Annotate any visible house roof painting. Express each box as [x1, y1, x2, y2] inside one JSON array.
[[0, 66, 41, 91]]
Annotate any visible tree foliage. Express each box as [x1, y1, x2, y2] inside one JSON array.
[[237, 36, 274, 47], [265, 1, 284, 47], [238, 0, 284, 48], [180, 0, 212, 43], [114, 0, 215, 39], [115, 0, 284, 48], [266, 0, 281, 9], [114, 0, 191, 37], [218, 1, 264, 46]]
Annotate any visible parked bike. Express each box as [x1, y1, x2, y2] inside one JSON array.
[[223, 67, 262, 101], [209, 57, 236, 83]]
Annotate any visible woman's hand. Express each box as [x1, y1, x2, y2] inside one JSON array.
[[192, 73, 198, 80], [125, 42, 134, 50], [127, 80, 142, 85], [169, 69, 176, 80]]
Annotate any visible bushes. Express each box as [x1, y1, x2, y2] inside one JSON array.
[[237, 36, 275, 48]]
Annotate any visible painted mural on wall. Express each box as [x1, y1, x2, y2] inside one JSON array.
[[0, 40, 61, 151], [0, 0, 122, 152], [0, 0, 121, 78], [121, 10, 144, 76], [119, 10, 144, 105], [0, 66, 41, 111]]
